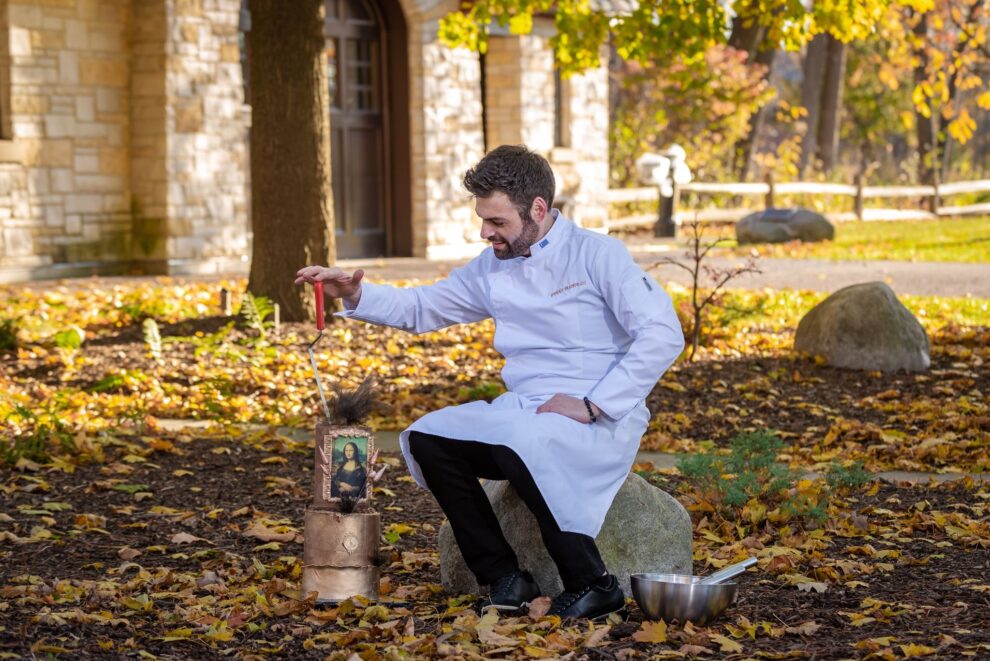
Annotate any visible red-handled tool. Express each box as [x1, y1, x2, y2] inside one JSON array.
[[307, 280, 332, 423]]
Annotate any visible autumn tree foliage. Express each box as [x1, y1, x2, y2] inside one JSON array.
[[610, 46, 774, 186]]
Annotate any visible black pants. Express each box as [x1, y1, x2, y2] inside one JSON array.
[[408, 431, 606, 592]]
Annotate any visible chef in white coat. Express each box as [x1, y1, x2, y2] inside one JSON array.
[[296, 145, 684, 619]]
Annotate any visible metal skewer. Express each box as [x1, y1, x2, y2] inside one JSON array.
[[307, 280, 333, 425]]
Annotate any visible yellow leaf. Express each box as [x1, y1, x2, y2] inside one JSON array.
[[710, 634, 742, 653], [632, 620, 667, 643], [172, 470, 193, 477], [900, 643, 937, 657], [261, 457, 287, 464]]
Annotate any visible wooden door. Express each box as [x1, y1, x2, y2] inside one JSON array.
[[325, 0, 387, 258]]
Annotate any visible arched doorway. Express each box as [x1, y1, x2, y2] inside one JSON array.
[[324, 0, 410, 258]]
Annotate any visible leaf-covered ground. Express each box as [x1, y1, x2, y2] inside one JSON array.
[[1, 276, 989, 658], [1, 431, 988, 659]]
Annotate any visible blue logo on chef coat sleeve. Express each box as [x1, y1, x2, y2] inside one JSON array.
[[539, 238, 549, 248]]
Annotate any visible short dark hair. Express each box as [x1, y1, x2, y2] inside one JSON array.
[[463, 145, 556, 219]]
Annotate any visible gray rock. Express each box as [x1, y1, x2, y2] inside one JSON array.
[[438, 472, 692, 598], [794, 281, 930, 372], [736, 207, 834, 244]]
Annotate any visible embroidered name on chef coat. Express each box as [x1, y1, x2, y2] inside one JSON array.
[[550, 280, 587, 297]]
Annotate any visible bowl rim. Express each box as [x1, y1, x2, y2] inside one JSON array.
[[630, 572, 739, 587]]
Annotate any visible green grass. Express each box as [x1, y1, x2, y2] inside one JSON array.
[[727, 216, 990, 263]]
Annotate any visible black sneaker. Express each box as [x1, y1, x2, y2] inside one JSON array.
[[547, 574, 625, 620], [479, 570, 541, 612]]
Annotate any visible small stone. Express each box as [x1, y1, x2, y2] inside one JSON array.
[[736, 207, 834, 244]]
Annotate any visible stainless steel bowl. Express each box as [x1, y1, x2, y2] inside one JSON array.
[[631, 573, 738, 625]]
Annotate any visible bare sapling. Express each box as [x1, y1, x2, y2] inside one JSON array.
[[653, 216, 760, 361]]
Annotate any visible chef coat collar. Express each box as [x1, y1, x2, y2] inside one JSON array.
[[525, 209, 572, 261]]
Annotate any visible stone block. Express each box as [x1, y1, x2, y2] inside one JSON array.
[[65, 194, 104, 213], [27, 168, 49, 195], [45, 205, 64, 228], [99, 147, 128, 175], [75, 154, 100, 172], [96, 88, 121, 113], [80, 57, 127, 87], [220, 43, 240, 62], [65, 20, 88, 49], [11, 65, 57, 85], [11, 94, 50, 114], [9, 28, 33, 56], [176, 0, 204, 16], [65, 214, 82, 234], [30, 29, 65, 50], [132, 72, 164, 97], [76, 96, 96, 121], [58, 51, 79, 84], [174, 99, 204, 133], [8, 6, 44, 29], [75, 174, 123, 192], [181, 23, 199, 42], [89, 31, 125, 53], [51, 169, 74, 192], [44, 114, 76, 138], [2, 228, 34, 256]]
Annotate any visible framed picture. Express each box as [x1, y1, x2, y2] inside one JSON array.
[[320, 426, 374, 505]]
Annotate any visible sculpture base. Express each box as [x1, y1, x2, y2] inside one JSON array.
[[302, 509, 381, 603]]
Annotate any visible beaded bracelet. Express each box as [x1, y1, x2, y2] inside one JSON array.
[[582, 397, 598, 424]]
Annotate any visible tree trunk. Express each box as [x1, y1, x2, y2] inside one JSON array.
[[733, 45, 775, 181], [798, 33, 829, 177], [816, 35, 846, 175], [912, 10, 937, 189], [247, 0, 334, 322], [728, 14, 775, 180]]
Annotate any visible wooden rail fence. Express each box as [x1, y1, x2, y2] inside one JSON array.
[[607, 176, 990, 229]]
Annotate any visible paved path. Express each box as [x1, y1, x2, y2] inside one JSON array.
[[339, 239, 990, 298]]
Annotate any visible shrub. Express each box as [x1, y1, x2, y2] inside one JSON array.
[[675, 429, 870, 525]]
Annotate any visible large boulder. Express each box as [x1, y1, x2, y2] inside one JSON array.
[[794, 281, 930, 372], [439, 472, 692, 598], [736, 207, 834, 244]]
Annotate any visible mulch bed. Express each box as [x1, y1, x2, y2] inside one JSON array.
[[2, 434, 988, 659]]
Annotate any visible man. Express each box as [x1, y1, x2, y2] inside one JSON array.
[[295, 145, 684, 619]]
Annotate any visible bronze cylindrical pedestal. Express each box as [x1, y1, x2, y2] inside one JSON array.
[[302, 509, 380, 604]]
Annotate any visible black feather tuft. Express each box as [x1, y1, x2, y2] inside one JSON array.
[[330, 376, 377, 425]]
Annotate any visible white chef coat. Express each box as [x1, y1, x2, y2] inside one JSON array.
[[337, 211, 684, 536]]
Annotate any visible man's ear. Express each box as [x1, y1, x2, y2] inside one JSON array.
[[530, 197, 548, 222]]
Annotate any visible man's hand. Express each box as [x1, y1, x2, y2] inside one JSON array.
[[295, 266, 365, 308], [536, 394, 602, 424]]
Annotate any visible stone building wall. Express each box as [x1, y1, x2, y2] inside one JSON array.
[[552, 55, 609, 231], [164, 0, 248, 274], [0, 0, 249, 282], [1, 0, 132, 278], [404, 0, 485, 260], [483, 25, 610, 233]]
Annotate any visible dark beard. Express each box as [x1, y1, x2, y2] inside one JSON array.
[[493, 214, 540, 260]]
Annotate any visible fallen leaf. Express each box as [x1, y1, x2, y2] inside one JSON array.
[[785, 621, 821, 636], [710, 634, 743, 653], [170, 532, 207, 545], [632, 620, 667, 643], [528, 596, 551, 619], [117, 546, 141, 560]]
